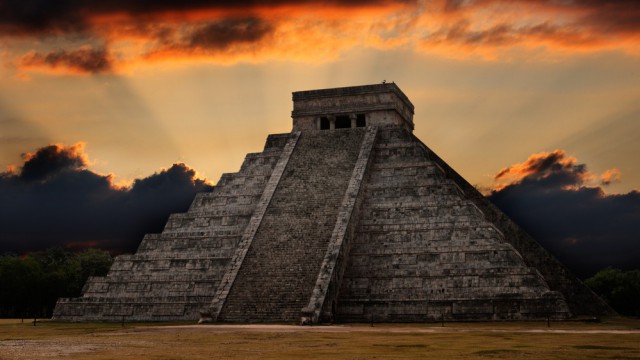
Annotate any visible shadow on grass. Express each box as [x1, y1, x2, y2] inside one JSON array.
[[473, 349, 524, 356], [373, 344, 429, 348], [574, 345, 633, 350]]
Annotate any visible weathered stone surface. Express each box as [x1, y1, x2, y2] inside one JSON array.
[[337, 127, 572, 322], [53, 83, 613, 323], [204, 132, 301, 322], [302, 126, 378, 324], [414, 136, 614, 317], [52, 134, 291, 321], [292, 83, 414, 132], [217, 128, 366, 322]]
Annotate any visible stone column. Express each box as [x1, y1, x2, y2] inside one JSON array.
[[329, 115, 336, 130], [350, 114, 357, 128]]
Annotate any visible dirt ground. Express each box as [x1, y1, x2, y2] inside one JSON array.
[[1, 318, 639, 359]]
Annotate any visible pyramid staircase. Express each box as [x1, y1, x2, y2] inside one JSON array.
[[53, 134, 292, 321], [217, 129, 367, 322], [53, 83, 612, 323], [337, 127, 572, 321]]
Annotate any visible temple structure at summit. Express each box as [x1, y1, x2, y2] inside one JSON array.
[[53, 83, 613, 323]]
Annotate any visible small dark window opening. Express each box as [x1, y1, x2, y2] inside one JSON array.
[[320, 117, 330, 130], [335, 115, 351, 129], [356, 114, 366, 127]]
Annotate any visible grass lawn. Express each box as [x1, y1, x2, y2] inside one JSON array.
[[1, 318, 639, 359]]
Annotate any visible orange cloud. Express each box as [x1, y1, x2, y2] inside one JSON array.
[[601, 168, 622, 186], [3, 0, 640, 74], [416, 0, 640, 60], [9, 4, 418, 73], [494, 150, 575, 181], [492, 149, 596, 191]]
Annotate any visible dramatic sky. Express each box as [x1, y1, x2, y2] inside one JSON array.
[[1, 0, 639, 276]]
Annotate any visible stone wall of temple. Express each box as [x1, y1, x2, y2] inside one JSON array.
[[53, 83, 611, 323], [292, 83, 414, 131], [414, 136, 615, 317], [337, 127, 571, 322], [53, 134, 292, 321]]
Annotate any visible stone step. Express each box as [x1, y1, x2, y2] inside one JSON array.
[[219, 129, 367, 323], [52, 131, 292, 322], [137, 236, 241, 253], [336, 127, 567, 322]]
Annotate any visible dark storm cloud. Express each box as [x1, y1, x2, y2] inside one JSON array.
[[0, 144, 213, 254], [0, 0, 87, 35], [187, 18, 273, 50], [18, 143, 87, 181], [493, 149, 589, 188], [3, 0, 416, 71], [20, 48, 112, 74], [570, 0, 640, 35], [488, 150, 640, 277], [0, 0, 412, 35]]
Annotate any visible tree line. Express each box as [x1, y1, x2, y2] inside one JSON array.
[[584, 268, 640, 317], [0, 248, 112, 318], [0, 247, 637, 318]]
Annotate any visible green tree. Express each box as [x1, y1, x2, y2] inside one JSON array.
[[73, 248, 113, 295], [31, 248, 78, 316], [0, 254, 44, 317], [585, 268, 640, 316], [0, 248, 113, 318]]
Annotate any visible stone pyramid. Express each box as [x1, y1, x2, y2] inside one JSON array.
[[53, 83, 613, 323]]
